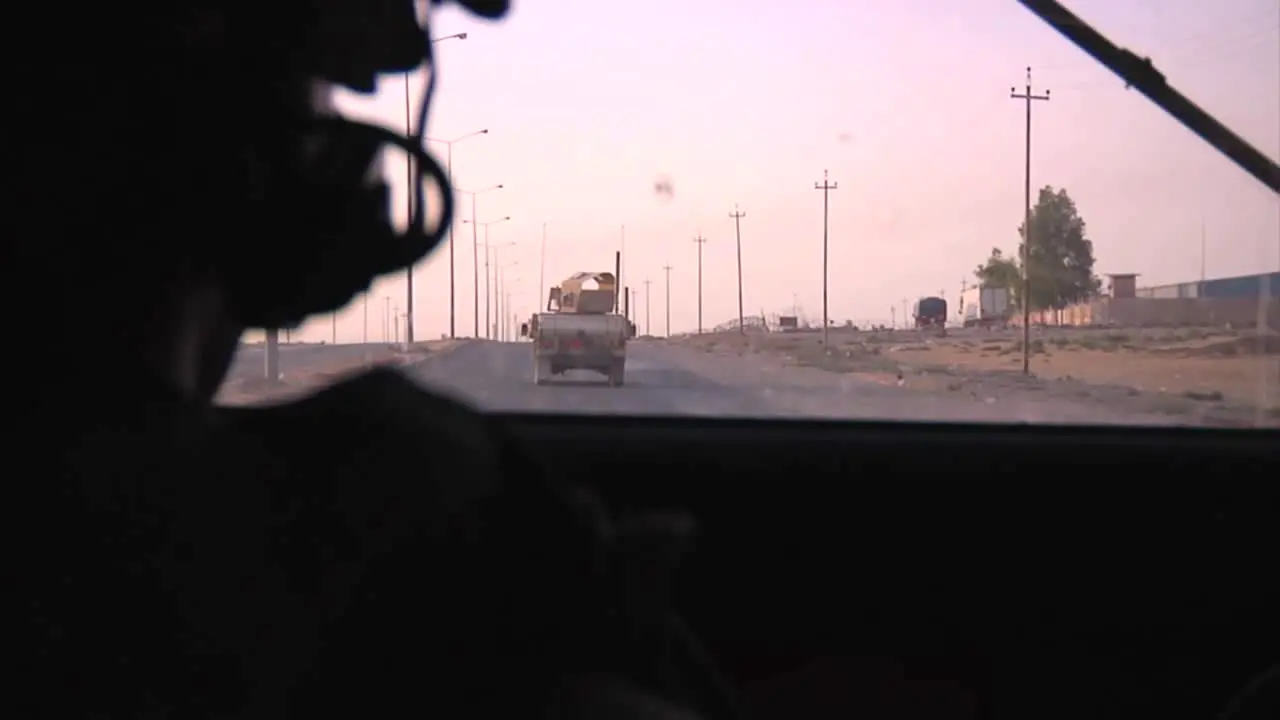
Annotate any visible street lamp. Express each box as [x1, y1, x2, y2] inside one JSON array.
[[496, 261, 520, 341], [490, 251, 517, 341], [402, 31, 468, 344], [427, 130, 491, 340], [427, 135, 491, 340], [503, 276, 523, 342], [456, 185, 504, 338], [462, 217, 512, 339]]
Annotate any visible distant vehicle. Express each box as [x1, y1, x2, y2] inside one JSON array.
[[961, 285, 1011, 328], [913, 296, 947, 328], [520, 271, 634, 386]]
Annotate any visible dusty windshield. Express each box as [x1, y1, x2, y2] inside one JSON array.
[[227, 0, 1280, 427]]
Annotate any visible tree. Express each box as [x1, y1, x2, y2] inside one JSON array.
[[974, 247, 1024, 306], [1017, 186, 1102, 310]]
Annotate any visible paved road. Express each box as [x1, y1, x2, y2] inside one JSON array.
[[228, 343, 393, 383], [407, 340, 1190, 425]]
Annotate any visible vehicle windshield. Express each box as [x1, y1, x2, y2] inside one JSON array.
[[228, 0, 1280, 428]]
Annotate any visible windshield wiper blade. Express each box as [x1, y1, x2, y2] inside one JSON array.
[[1018, 0, 1280, 194]]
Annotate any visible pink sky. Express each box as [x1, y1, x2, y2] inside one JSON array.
[[282, 0, 1279, 342]]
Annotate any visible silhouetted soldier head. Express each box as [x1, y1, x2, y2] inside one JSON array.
[[15, 0, 508, 399]]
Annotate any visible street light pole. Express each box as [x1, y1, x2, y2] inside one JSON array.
[[485, 226, 492, 338], [492, 248, 517, 340], [454, 185, 503, 338], [539, 222, 547, 304], [428, 129, 490, 340], [496, 262, 519, 340], [402, 74, 415, 344], [401, 32, 468, 345], [463, 216, 512, 339], [383, 296, 391, 342]]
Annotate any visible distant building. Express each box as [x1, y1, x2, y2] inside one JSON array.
[[1135, 271, 1280, 300], [1106, 273, 1138, 299]]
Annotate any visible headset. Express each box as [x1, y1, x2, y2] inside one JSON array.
[[224, 0, 509, 330]]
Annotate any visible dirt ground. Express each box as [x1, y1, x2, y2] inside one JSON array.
[[216, 340, 464, 406], [667, 327, 1280, 427]]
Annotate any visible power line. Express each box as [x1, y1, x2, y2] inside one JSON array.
[[814, 170, 838, 347], [1011, 66, 1050, 376], [662, 265, 673, 337], [729, 205, 747, 335], [693, 234, 707, 334]]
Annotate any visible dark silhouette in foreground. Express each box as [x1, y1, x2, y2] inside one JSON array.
[[13, 1, 720, 717]]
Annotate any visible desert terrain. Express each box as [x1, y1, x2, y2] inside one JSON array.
[[665, 325, 1280, 428]]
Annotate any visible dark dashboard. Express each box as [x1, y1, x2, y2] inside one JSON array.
[[505, 414, 1279, 719]]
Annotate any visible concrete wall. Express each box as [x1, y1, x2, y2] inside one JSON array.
[[1012, 297, 1280, 330]]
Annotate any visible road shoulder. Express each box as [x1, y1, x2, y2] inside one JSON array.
[[217, 339, 471, 407]]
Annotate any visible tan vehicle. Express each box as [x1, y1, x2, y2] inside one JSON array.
[[520, 272, 635, 386]]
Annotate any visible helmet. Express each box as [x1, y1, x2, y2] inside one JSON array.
[[22, 0, 511, 331], [218, 0, 513, 329]]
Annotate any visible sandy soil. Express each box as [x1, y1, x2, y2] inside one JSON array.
[[666, 327, 1280, 428], [216, 340, 464, 406]]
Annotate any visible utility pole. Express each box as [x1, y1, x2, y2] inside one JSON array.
[[663, 265, 673, 337], [693, 234, 707, 334], [331, 313, 337, 344], [643, 279, 652, 336], [814, 170, 838, 346], [1011, 66, 1050, 375], [729, 205, 747, 334], [447, 145, 454, 339], [484, 226, 491, 339], [1200, 219, 1206, 282], [471, 194, 480, 338]]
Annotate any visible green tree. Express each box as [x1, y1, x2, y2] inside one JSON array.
[[1017, 186, 1102, 310], [974, 247, 1024, 306]]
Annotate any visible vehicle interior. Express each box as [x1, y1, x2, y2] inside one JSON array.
[[500, 2, 1280, 718]]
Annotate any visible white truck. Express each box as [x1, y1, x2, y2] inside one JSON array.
[[961, 285, 1011, 329], [520, 271, 635, 386]]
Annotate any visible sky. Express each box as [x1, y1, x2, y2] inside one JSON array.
[[274, 0, 1279, 343]]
